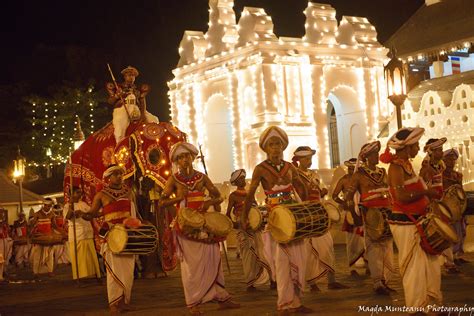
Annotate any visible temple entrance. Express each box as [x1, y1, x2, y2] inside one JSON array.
[[204, 94, 234, 183]]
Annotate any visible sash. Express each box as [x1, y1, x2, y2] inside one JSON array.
[[389, 177, 429, 216], [102, 199, 132, 224]]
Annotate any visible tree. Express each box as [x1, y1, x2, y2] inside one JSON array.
[[24, 82, 111, 167]]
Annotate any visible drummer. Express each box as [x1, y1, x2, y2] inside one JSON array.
[[332, 158, 366, 277], [443, 148, 468, 265], [346, 141, 394, 295], [292, 146, 348, 292], [79, 164, 138, 314], [241, 126, 312, 315], [159, 142, 240, 315], [0, 210, 12, 282], [226, 169, 272, 292], [13, 212, 30, 268], [420, 138, 459, 274], [29, 198, 58, 277], [381, 127, 442, 311]]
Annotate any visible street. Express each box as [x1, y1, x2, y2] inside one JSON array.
[[1, 245, 474, 315]]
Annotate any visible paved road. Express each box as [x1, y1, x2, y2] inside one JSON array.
[[1, 245, 473, 316]]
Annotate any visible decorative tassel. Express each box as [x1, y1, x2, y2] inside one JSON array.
[[379, 147, 395, 164]]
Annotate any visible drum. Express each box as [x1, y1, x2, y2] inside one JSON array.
[[365, 207, 392, 241], [420, 215, 458, 255], [107, 224, 158, 255], [248, 206, 268, 231], [177, 207, 205, 236], [322, 200, 341, 224], [204, 212, 233, 241], [30, 233, 64, 245], [429, 201, 452, 223], [442, 185, 467, 222], [268, 201, 329, 243]]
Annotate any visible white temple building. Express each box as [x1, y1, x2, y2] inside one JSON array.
[[385, 0, 474, 189], [168, 0, 390, 183]]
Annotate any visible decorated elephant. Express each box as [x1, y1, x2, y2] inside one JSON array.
[[63, 120, 186, 273]]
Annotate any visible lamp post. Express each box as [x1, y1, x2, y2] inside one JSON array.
[[13, 147, 26, 215], [384, 49, 407, 129], [73, 116, 85, 150]]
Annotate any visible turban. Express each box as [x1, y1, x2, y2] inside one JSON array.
[[293, 146, 316, 158], [121, 66, 139, 77], [344, 158, 358, 167], [103, 165, 125, 179], [380, 127, 425, 163], [169, 142, 199, 162], [230, 169, 246, 185], [356, 141, 381, 171], [443, 148, 459, 159], [259, 126, 289, 150], [359, 141, 381, 159], [387, 127, 425, 150], [423, 137, 447, 153]]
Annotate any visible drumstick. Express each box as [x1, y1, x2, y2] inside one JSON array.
[[221, 241, 232, 275]]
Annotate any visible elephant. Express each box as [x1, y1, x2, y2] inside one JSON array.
[[64, 120, 187, 274]]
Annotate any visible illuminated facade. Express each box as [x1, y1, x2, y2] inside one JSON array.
[[384, 0, 474, 188], [168, 0, 389, 183]]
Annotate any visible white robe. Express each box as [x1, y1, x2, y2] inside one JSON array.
[[262, 230, 277, 282], [306, 232, 336, 285], [0, 238, 13, 280], [390, 224, 442, 308], [14, 243, 30, 266], [275, 240, 307, 310], [101, 201, 137, 306], [237, 229, 271, 287], [30, 244, 55, 274], [176, 234, 230, 307], [113, 105, 159, 144], [103, 245, 135, 305], [364, 234, 394, 289]]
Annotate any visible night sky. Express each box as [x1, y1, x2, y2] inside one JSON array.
[[2, 0, 424, 122]]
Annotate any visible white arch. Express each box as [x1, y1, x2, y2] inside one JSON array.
[[203, 93, 234, 183], [327, 85, 367, 163]]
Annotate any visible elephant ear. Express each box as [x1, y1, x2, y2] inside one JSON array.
[[131, 122, 187, 189]]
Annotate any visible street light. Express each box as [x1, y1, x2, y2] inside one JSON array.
[[13, 147, 26, 215], [384, 48, 407, 129], [73, 116, 85, 150]]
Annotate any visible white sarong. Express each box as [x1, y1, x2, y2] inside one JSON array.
[[306, 232, 336, 284], [14, 243, 30, 266], [103, 245, 135, 306], [30, 244, 55, 274], [176, 234, 231, 307], [276, 240, 307, 310], [237, 229, 271, 287], [390, 224, 442, 308], [262, 230, 277, 282], [364, 235, 394, 289]]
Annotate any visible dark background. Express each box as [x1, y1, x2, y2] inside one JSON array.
[[0, 0, 424, 167]]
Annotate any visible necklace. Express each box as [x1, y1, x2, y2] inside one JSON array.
[[102, 185, 130, 200], [360, 165, 385, 184], [266, 159, 285, 172], [430, 160, 445, 174], [393, 158, 414, 176], [174, 171, 203, 191]]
